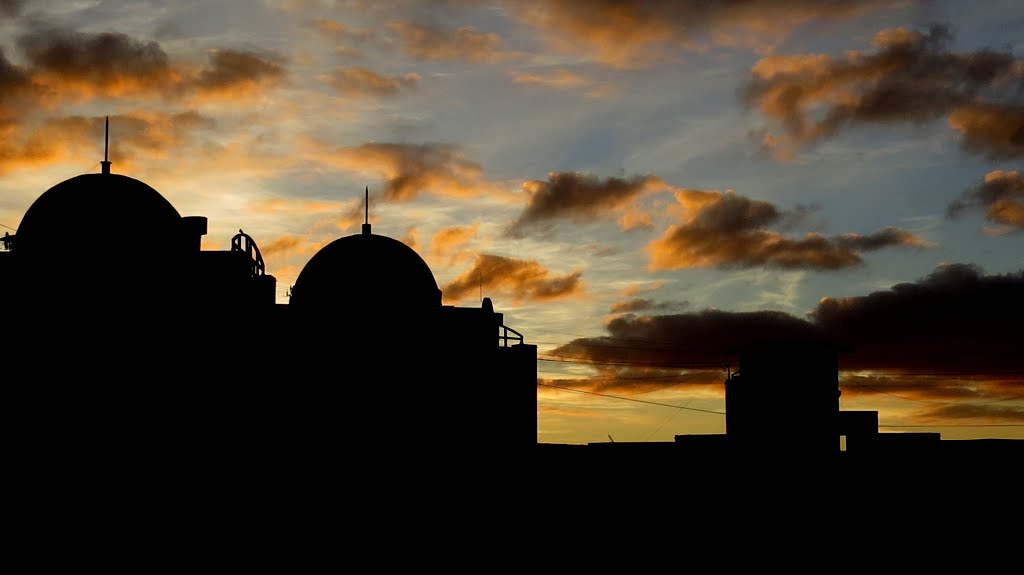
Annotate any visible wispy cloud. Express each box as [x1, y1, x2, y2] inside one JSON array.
[[321, 66, 420, 97], [388, 20, 518, 63], [506, 0, 898, 67]]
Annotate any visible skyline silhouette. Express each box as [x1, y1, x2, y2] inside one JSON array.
[[0, 1, 1021, 446]]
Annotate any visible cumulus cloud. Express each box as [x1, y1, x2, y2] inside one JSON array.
[[388, 20, 515, 63], [811, 263, 1024, 372], [441, 253, 583, 304], [6, 23, 289, 107], [506, 0, 898, 67], [322, 67, 419, 97], [948, 104, 1024, 160], [507, 172, 665, 237], [551, 263, 1024, 389], [647, 189, 929, 271], [193, 49, 286, 98], [17, 25, 178, 98], [743, 25, 1024, 159], [947, 170, 1024, 233]]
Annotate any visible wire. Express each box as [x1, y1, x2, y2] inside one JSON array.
[[0, 222, 16, 231], [879, 423, 1024, 428], [537, 382, 726, 415]]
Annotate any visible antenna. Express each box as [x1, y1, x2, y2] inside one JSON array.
[[362, 186, 371, 235], [101, 116, 111, 175]]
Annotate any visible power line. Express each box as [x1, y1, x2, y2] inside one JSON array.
[[0, 222, 16, 232], [537, 382, 726, 415], [879, 423, 1024, 428]]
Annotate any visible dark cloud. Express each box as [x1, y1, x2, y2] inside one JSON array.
[[540, 368, 725, 395], [329, 141, 488, 201], [648, 189, 929, 271], [0, 49, 34, 123], [507, 172, 663, 237], [555, 309, 818, 369], [609, 298, 686, 314], [442, 254, 583, 303], [947, 170, 1024, 232], [0, 0, 23, 18], [194, 49, 286, 96], [18, 25, 175, 94], [552, 263, 1024, 379], [323, 67, 419, 98], [743, 25, 1024, 159], [811, 263, 1024, 372]]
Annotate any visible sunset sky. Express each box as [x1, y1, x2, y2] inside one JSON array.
[[0, 0, 1021, 444]]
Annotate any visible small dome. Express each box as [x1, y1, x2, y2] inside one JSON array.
[[290, 232, 441, 316], [16, 173, 182, 257]]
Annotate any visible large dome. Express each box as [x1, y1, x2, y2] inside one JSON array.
[[16, 173, 182, 257], [290, 231, 441, 316]]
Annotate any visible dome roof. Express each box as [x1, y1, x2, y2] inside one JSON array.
[[290, 231, 441, 315], [16, 173, 181, 257]]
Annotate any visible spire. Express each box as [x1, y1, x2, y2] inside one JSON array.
[[362, 185, 371, 235], [101, 116, 111, 175]]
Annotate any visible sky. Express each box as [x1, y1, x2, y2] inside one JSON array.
[[0, 0, 1021, 444]]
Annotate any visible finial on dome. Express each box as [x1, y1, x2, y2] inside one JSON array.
[[362, 186, 371, 235], [101, 116, 111, 175]]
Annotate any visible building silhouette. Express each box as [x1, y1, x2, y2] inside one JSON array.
[[2, 127, 1018, 479], [1, 145, 537, 475], [539, 340, 1022, 476]]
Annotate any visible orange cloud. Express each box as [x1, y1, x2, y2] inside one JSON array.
[[648, 189, 930, 271], [512, 68, 589, 89], [914, 403, 1024, 423], [247, 198, 343, 216], [743, 25, 1024, 159], [948, 104, 1024, 160], [507, 172, 665, 237], [309, 140, 494, 202], [429, 224, 479, 267], [259, 235, 305, 258], [322, 67, 420, 97], [947, 170, 1024, 232], [507, 0, 897, 67], [388, 20, 515, 63], [0, 111, 215, 173], [442, 254, 583, 304]]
